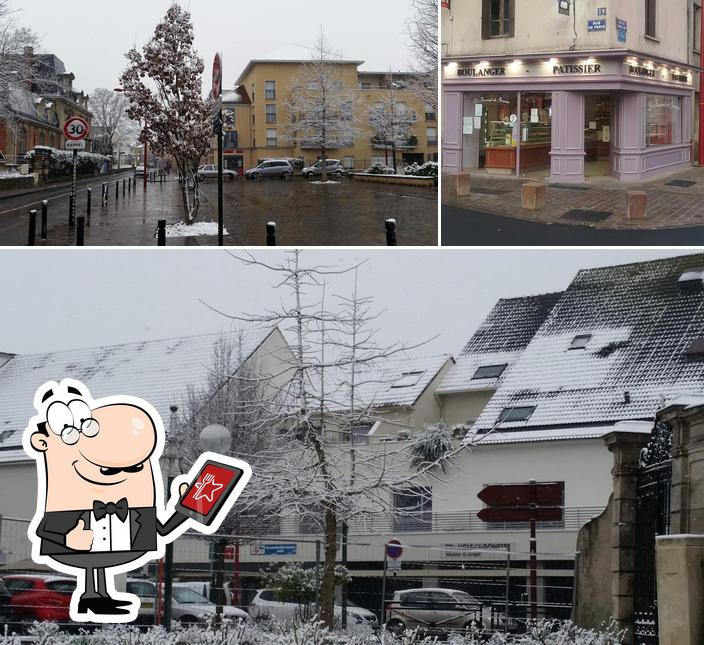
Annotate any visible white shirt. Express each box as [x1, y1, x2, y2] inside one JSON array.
[[89, 510, 132, 552]]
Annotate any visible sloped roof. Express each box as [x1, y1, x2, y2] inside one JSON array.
[[0, 328, 277, 463], [474, 254, 704, 432], [325, 354, 453, 411], [438, 294, 562, 395]]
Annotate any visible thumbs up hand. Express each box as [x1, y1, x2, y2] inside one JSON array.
[[65, 519, 94, 551]]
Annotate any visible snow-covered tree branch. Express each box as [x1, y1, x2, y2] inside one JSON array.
[[407, 0, 438, 111]]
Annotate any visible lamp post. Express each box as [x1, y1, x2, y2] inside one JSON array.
[[162, 405, 183, 631], [199, 424, 232, 622]]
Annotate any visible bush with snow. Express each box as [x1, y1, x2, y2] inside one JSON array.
[[0, 619, 625, 645], [402, 162, 438, 178], [24, 147, 108, 179], [365, 162, 395, 175], [0, 168, 22, 179]]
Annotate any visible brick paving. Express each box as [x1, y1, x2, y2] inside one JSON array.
[[442, 167, 704, 230]]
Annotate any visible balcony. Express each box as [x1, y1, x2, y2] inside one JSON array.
[[371, 135, 418, 150]]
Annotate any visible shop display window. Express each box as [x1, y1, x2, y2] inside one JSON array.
[[646, 95, 682, 146]]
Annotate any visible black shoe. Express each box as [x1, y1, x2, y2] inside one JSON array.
[[77, 596, 132, 616]]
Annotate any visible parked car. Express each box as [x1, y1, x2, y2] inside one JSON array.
[[175, 580, 233, 607], [385, 588, 518, 637], [0, 579, 13, 630], [249, 589, 377, 630], [126, 578, 248, 626], [244, 160, 293, 181], [197, 165, 237, 181], [302, 159, 347, 179], [1, 574, 75, 632]]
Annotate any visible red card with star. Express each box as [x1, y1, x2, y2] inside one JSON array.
[[177, 460, 244, 525]]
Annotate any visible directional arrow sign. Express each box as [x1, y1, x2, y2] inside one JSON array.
[[477, 507, 563, 523], [478, 483, 563, 508]]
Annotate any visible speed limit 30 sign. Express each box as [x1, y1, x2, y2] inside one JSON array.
[[63, 117, 90, 141]]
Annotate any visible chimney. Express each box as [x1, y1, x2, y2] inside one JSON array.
[[23, 47, 34, 91]]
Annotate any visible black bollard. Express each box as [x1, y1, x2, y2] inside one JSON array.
[[128, 177, 132, 194], [76, 217, 85, 246], [68, 195, 75, 227], [28, 209, 37, 246], [87, 188, 92, 224], [385, 218, 397, 246], [102, 182, 108, 206], [41, 201, 48, 241], [266, 222, 277, 246], [157, 219, 166, 246], [116, 180, 119, 201], [123, 178, 126, 196]]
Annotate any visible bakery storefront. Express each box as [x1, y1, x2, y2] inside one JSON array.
[[442, 55, 694, 183]]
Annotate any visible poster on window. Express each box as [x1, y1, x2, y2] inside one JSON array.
[[441, 0, 450, 8], [602, 125, 610, 143]]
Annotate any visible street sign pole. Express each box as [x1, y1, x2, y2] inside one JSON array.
[[70, 149, 77, 227], [380, 547, 388, 625], [213, 52, 224, 247]]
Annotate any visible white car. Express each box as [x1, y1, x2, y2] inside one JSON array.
[[197, 165, 237, 181], [385, 588, 518, 636], [249, 589, 378, 630], [126, 578, 249, 626], [302, 159, 347, 179]]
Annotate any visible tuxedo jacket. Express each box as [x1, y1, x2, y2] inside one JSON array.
[[36, 507, 186, 556]]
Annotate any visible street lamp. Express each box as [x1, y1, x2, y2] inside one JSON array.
[[114, 87, 147, 189], [199, 425, 232, 621]]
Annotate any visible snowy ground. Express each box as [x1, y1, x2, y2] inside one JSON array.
[[163, 222, 229, 238]]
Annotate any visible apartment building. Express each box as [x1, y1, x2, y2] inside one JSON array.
[[441, 0, 697, 183], [0, 48, 92, 165], [216, 59, 437, 173]]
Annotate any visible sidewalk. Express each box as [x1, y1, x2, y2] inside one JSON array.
[[442, 167, 704, 230]]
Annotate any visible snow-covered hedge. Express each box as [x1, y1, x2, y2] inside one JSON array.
[[365, 162, 396, 175], [25, 147, 108, 179], [402, 162, 438, 178], [3, 618, 625, 645]]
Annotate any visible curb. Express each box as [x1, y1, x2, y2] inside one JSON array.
[[0, 171, 135, 202]]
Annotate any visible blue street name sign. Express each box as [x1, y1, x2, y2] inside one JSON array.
[[617, 18, 628, 43], [588, 19, 607, 31]]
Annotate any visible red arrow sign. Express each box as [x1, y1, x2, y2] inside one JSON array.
[[477, 507, 563, 523], [478, 483, 563, 508]]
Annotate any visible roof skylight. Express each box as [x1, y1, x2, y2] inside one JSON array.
[[472, 364, 508, 379], [390, 370, 425, 389]]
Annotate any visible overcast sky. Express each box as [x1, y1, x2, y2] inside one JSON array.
[[12, 0, 417, 96], [1, 249, 696, 358]]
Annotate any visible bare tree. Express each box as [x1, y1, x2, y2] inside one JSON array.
[[368, 77, 417, 173], [284, 33, 358, 183], [89, 89, 139, 165], [407, 0, 438, 111], [202, 251, 458, 630]]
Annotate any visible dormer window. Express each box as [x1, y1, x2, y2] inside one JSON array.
[[391, 370, 425, 388], [679, 267, 704, 283], [686, 338, 704, 357], [497, 406, 536, 423], [472, 364, 508, 379], [569, 334, 592, 350]]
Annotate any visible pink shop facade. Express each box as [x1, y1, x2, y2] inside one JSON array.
[[442, 52, 696, 183]]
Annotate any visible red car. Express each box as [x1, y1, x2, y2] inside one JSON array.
[[2, 574, 75, 630]]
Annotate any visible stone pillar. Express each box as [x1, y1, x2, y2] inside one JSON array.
[[549, 91, 585, 183], [656, 536, 704, 645], [603, 431, 651, 644]]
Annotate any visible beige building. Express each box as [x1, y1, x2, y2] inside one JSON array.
[[211, 60, 437, 173]]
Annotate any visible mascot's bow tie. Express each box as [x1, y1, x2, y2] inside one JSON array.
[[93, 498, 129, 522]]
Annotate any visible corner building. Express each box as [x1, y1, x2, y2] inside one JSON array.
[[441, 0, 698, 183]]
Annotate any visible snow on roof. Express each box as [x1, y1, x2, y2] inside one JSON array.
[[474, 254, 704, 432], [222, 86, 251, 105], [437, 294, 561, 395], [0, 329, 276, 460], [325, 354, 453, 411], [235, 54, 365, 85]]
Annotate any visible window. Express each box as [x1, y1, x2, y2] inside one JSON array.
[[223, 131, 238, 149], [361, 82, 372, 89], [645, 0, 657, 37], [679, 267, 704, 283], [351, 424, 372, 444], [569, 334, 592, 350], [427, 127, 438, 145], [265, 81, 276, 100], [266, 128, 277, 147], [4, 579, 34, 593], [266, 104, 277, 124], [0, 430, 13, 443], [497, 406, 536, 422], [695, 4, 702, 53], [686, 338, 704, 356], [342, 156, 355, 169], [395, 102, 407, 116], [127, 581, 156, 597], [646, 95, 682, 146], [482, 0, 515, 39], [425, 105, 436, 121], [391, 370, 425, 388], [46, 580, 76, 593], [472, 363, 507, 379], [393, 487, 432, 531]]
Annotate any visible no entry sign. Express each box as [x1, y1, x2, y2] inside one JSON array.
[[212, 53, 222, 98], [63, 117, 89, 141], [386, 539, 403, 559]]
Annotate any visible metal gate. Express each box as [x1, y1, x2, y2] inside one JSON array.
[[633, 422, 672, 645]]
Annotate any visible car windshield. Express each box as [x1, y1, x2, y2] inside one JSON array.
[[453, 592, 478, 604], [46, 580, 76, 593], [173, 588, 210, 604]]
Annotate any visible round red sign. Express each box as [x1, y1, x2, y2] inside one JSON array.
[[63, 117, 89, 141], [212, 53, 222, 98], [386, 539, 403, 559]]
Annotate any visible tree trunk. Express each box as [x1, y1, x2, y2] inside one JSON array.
[[321, 146, 328, 183], [320, 506, 337, 629], [392, 145, 398, 173]]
